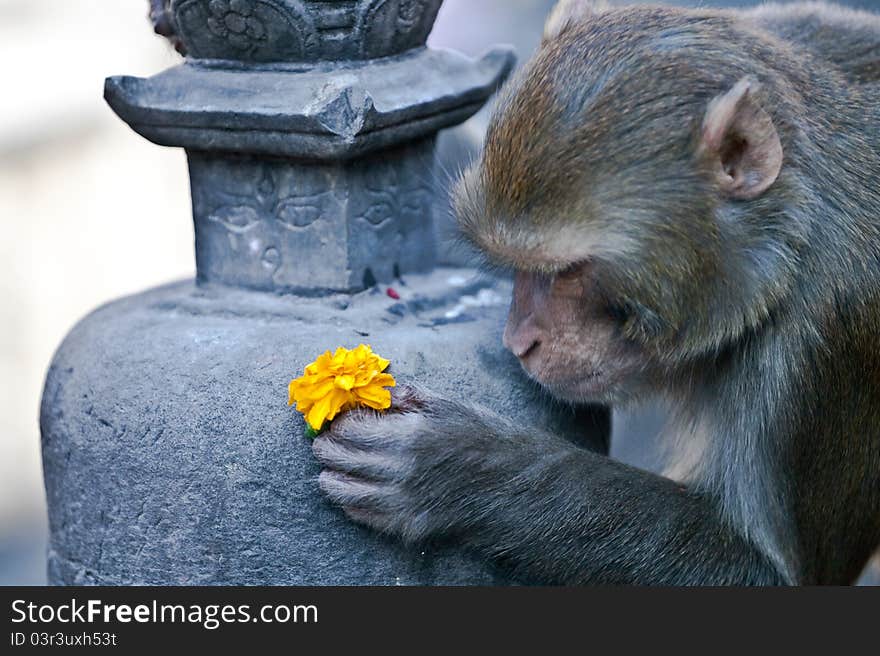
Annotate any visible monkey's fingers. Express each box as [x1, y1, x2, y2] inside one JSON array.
[[342, 506, 396, 534], [389, 384, 431, 413], [327, 410, 421, 452], [312, 436, 401, 481], [317, 470, 396, 513]]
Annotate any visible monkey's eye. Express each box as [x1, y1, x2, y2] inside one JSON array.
[[555, 262, 586, 282], [607, 303, 630, 325]]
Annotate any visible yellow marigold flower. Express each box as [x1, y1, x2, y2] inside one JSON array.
[[288, 344, 396, 431]]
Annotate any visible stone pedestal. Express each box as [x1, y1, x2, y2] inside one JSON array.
[[40, 0, 610, 585]]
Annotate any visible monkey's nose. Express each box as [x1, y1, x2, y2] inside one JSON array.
[[503, 325, 542, 360]]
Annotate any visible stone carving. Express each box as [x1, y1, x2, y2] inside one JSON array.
[[174, 0, 310, 61], [189, 141, 435, 292], [398, 0, 423, 27], [208, 205, 261, 233], [355, 160, 431, 231], [205, 0, 269, 50], [196, 159, 348, 289], [360, 0, 440, 58], [261, 246, 281, 271], [208, 165, 329, 235], [170, 0, 443, 62]]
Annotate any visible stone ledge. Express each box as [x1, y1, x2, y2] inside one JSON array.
[[104, 47, 515, 158]]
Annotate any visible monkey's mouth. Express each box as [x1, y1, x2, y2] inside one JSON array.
[[524, 360, 609, 402], [549, 373, 609, 403]]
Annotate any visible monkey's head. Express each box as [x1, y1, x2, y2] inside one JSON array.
[[453, 2, 811, 404]]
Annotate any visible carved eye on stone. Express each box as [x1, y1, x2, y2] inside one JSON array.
[[208, 205, 261, 233], [362, 203, 394, 227], [276, 201, 322, 228], [400, 190, 426, 214]]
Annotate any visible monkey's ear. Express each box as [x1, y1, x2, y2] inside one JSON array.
[[543, 0, 609, 41], [699, 77, 783, 200]]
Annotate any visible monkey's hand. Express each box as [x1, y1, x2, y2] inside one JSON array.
[[313, 387, 788, 585], [312, 385, 558, 543]]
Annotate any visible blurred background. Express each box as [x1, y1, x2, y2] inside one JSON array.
[[1, 0, 877, 585]]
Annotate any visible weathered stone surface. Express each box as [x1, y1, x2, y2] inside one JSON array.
[[41, 270, 609, 585]]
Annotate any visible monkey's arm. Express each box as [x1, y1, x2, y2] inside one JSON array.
[[313, 388, 787, 585], [746, 2, 880, 85]]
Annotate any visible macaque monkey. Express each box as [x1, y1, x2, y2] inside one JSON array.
[[313, 0, 880, 584]]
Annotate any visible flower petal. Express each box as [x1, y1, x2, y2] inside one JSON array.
[[371, 373, 396, 388], [324, 389, 353, 423], [354, 385, 392, 410], [334, 374, 356, 391], [306, 392, 337, 431]]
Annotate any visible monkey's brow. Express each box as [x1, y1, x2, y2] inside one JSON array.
[[475, 257, 515, 278], [477, 253, 575, 278], [445, 234, 511, 276], [458, 232, 575, 275]]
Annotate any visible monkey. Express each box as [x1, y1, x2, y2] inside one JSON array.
[[310, 0, 880, 585], [745, 2, 880, 86], [550, 0, 880, 89], [309, 1, 880, 585]]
